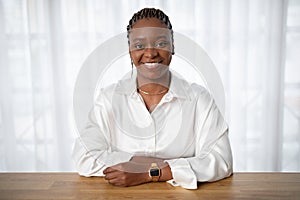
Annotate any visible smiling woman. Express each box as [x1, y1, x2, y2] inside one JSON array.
[[0, 0, 299, 184], [72, 8, 233, 189], [129, 26, 172, 111]]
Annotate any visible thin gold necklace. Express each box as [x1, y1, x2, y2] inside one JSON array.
[[138, 88, 168, 95]]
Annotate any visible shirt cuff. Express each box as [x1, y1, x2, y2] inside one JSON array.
[[165, 158, 197, 189], [78, 151, 133, 177]]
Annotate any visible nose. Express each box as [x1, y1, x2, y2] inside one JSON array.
[[143, 47, 158, 58]]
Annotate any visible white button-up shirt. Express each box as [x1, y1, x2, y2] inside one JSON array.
[[72, 73, 233, 189]]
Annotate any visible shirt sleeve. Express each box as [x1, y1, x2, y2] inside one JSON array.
[[72, 91, 133, 177], [165, 88, 233, 189]]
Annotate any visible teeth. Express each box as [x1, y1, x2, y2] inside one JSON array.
[[144, 63, 159, 65], [143, 63, 160, 69]]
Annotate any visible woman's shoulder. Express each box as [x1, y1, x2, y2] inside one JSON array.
[[171, 73, 211, 101], [190, 83, 210, 96], [94, 78, 134, 101]]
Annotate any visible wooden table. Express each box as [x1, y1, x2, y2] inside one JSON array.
[[0, 173, 300, 199]]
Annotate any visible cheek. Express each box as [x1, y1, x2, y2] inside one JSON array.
[[130, 51, 142, 66], [161, 51, 172, 65]]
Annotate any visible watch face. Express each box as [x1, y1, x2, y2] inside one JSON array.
[[150, 168, 160, 176]]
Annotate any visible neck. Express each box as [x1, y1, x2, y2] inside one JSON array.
[[137, 72, 170, 93]]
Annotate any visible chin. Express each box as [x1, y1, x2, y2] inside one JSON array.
[[137, 66, 169, 82]]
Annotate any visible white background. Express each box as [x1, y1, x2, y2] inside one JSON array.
[[0, 0, 299, 172]]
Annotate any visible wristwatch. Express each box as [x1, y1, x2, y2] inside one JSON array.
[[149, 163, 161, 182]]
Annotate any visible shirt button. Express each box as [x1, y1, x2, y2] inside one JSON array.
[[131, 93, 138, 99], [164, 94, 172, 101]]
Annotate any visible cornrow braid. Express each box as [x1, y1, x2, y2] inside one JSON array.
[[127, 8, 175, 54]]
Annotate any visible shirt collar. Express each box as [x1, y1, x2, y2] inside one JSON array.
[[113, 72, 191, 100], [168, 72, 191, 100]]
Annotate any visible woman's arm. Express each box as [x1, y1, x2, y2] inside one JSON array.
[[164, 95, 233, 189], [72, 93, 133, 177], [103, 156, 173, 186]]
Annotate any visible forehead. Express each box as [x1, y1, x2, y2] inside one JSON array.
[[129, 18, 171, 41], [129, 27, 171, 41], [131, 18, 168, 29]]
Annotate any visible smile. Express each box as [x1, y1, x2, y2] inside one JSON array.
[[141, 62, 162, 69]]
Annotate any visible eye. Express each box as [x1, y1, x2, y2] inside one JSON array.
[[155, 41, 169, 48], [133, 44, 145, 50]]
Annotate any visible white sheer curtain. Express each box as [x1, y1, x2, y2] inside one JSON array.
[[0, 0, 299, 172]]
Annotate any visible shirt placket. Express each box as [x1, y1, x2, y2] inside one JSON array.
[[150, 93, 174, 157], [132, 92, 156, 157]]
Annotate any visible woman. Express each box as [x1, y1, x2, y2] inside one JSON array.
[[72, 8, 232, 189]]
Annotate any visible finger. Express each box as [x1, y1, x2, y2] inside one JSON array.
[[103, 167, 117, 174], [103, 167, 113, 174], [103, 167, 109, 174], [107, 178, 124, 186], [104, 170, 121, 180]]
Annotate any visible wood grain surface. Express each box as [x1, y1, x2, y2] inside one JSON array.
[[0, 173, 300, 199]]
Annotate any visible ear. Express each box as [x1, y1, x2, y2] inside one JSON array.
[[128, 51, 134, 67], [172, 43, 175, 55], [129, 50, 133, 62], [131, 59, 134, 67]]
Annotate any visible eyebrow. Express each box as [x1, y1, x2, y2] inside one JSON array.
[[132, 38, 145, 43], [131, 35, 169, 43], [156, 35, 169, 40]]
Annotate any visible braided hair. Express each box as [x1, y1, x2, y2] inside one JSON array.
[[127, 8, 175, 54]]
